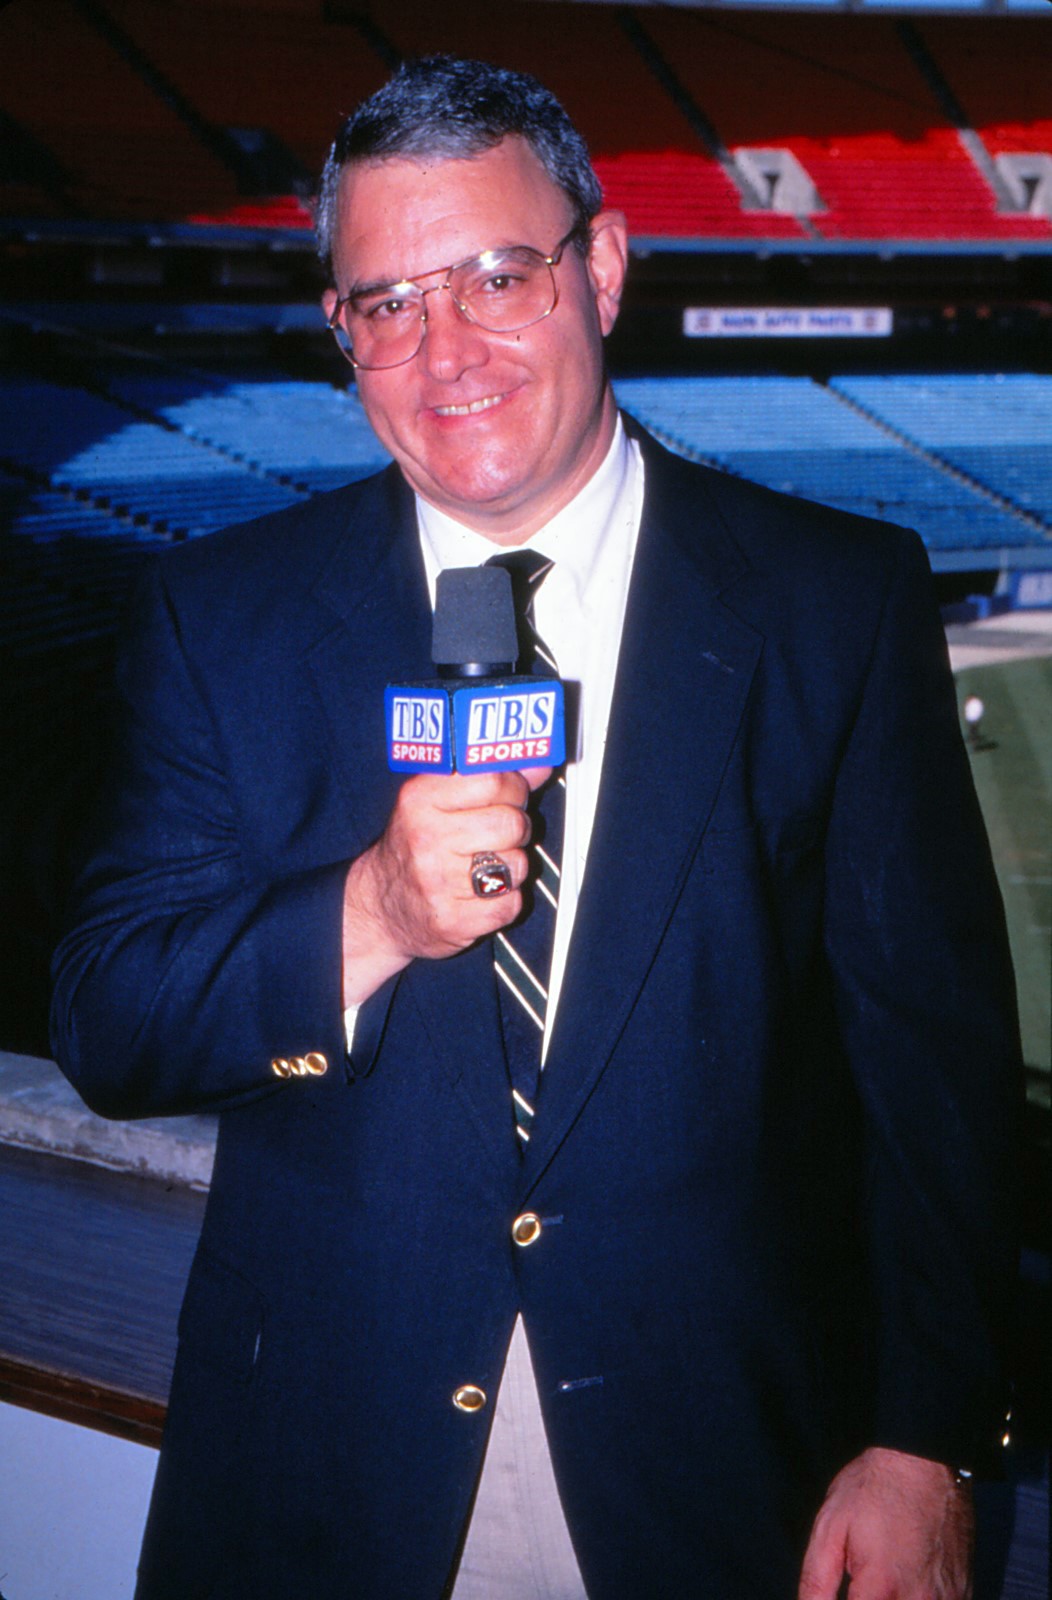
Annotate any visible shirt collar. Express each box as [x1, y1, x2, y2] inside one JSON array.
[[415, 417, 632, 606]]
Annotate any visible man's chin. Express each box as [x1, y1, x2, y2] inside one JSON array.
[[406, 461, 543, 534]]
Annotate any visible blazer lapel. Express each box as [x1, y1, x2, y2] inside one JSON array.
[[303, 469, 514, 1175], [523, 445, 764, 1185], [305, 466, 430, 846]]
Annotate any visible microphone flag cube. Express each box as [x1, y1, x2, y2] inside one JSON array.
[[386, 677, 565, 774]]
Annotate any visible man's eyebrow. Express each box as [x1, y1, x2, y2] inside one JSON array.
[[345, 273, 417, 300]]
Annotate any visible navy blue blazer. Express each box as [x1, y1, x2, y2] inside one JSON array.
[[51, 429, 1019, 1600]]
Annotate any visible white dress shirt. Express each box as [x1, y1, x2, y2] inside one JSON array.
[[416, 417, 645, 1061], [416, 419, 646, 1597]]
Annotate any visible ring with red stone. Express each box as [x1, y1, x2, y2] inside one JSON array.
[[470, 851, 512, 898]]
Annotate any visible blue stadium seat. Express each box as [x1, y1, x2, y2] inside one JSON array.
[[616, 374, 1052, 562], [98, 370, 392, 494], [830, 374, 1052, 529]]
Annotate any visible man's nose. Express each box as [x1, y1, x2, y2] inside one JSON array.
[[417, 286, 490, 381]]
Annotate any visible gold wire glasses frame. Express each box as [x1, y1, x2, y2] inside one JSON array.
[[326, 224, 587, 371]]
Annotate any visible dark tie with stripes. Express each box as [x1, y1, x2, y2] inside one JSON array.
[[485, 550, 564, 1149]]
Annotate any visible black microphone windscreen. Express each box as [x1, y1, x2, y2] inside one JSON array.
[[432, 566, 518, 669]]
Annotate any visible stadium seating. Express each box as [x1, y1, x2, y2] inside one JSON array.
[[615, 374, 1052, 557], [2, 2, 1049, 243], [922, 18, 1052, 160], [97, 369, 393, 494], [5, 367, 1050, 677], [0, 375, 299, 537], [591, 151, 807, 241], [641, 11, 1051, 241], [0, 0, 240, 222], [831, 374, 1052, 527], [99, 0, 386, 178], [794, 131, 1050, 240], [0, 367, 393, 661]]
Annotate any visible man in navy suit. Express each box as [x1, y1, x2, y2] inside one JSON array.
[[51, 57, 1018, 1600]]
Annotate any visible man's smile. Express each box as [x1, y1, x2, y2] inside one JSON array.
[[431, 392, 508, 418]]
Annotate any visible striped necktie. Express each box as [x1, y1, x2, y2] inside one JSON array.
[[485, 550, 564, 1148]]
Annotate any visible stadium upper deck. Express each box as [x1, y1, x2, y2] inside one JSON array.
[[1, 0, 1050, 248]]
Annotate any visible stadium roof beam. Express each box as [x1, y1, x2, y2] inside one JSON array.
[[69, 0, 312, 198]]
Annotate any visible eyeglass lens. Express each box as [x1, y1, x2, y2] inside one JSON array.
[[333, 245, 559, 370]]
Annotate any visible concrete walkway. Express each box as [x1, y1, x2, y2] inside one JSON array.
[[0, 1051, 215, 1190]]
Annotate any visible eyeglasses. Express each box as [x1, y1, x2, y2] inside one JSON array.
[[326, 224, 587, 371]]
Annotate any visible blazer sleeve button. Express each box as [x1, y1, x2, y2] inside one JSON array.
[[271, 1057, 292, 1078], [290, 1056, 309, 1076], [304, 1052, 329, 1076], [452, 1385, 487, 1413]]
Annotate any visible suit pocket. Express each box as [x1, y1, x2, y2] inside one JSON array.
[[177, 1247, 266, 1384]]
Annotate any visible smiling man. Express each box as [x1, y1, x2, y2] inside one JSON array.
[[322, 139, 623, 539], [52, 56, 1018, 1600]]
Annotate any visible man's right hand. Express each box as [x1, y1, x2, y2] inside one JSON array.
[[341, 767, 552, 1005]]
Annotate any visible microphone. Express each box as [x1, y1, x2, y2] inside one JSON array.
[[385, 566, 565, 774]]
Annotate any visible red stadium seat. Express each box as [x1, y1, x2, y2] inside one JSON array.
[[1, 2, 1048, 245]]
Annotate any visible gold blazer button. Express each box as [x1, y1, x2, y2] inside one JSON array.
[[452, 1385, 487, 1413], [511, 1212, 542, 1247], [304, 1052, 329, 1076], [270, 1057, 292, 1078]]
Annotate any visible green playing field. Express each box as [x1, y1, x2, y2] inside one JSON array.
[[954, 657, 1052, 1117]]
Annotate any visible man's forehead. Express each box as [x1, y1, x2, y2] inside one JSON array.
[[332, 138, 572, 284]]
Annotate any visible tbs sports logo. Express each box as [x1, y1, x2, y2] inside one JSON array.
[[387, 691, 450, 771], [461, 689, 559, 767], [386, 681, 565, 773]]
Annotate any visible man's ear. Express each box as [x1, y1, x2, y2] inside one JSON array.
[[321, 286, 339, 323], [586, 211, 629, 338]]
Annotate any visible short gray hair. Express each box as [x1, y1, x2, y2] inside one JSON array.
[[315, 56, 603, 280]]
